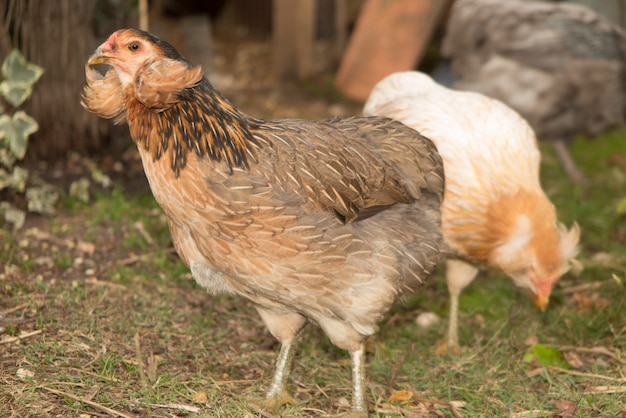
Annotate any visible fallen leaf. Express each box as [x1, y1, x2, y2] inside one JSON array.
[[552, 399, 576, 416], [76, 240, 95, 255], [16, 368, 34, 380], [192, 391, 208, 404], [523, 344, 571, 369], [33, 256, 54, 267], [389, 389, 413, 403], [334, 397, 350, 408], [525, 335, 539, 346], [564, 352, 584, 369]]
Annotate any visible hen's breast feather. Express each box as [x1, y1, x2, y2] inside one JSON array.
[[137, 129, 443, 335]]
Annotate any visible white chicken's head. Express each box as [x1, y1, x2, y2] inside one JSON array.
[[489, 212, 580, 311]]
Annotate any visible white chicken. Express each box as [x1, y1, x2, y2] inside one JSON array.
[[364, 71, 580, 352]]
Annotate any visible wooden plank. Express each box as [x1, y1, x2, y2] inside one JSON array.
[[272, 0, 316, 79], [335, 0, 451, 102], [334, 0, 349, 60]]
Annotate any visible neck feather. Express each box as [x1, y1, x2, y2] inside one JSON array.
[[127, 80, 258, 176]]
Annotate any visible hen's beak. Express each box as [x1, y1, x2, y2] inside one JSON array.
[[88, 49, 114, 66], [533, 292, 550, 312], [532, 280, 552, 312]]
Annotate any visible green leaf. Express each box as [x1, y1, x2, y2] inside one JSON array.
[[0, 167, 9, 189], [91, 168, 112, 188], [10, 165, 28, 192], [0, 80, 34, 107], [26, 184, 59, 215], [523, 344, 570, 369], [0, 148, 17, 168], [70, 178, 91, 203], [0, 165, 29, 192], [1, 49, 44, 86], [0, 202, 26, 229], [0, 113, 10, 140], [0, 111, 38, 159]]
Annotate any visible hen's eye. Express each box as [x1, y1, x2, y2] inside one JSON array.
[[128, 42, 140, 51]]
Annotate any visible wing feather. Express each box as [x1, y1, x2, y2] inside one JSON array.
[[251, 116, 443, 224]]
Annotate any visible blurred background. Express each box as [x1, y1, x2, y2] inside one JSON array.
[[0, 0, 623, 160]]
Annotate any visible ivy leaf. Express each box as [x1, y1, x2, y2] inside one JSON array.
[[0, 111, 38, 159], [0, 113, 10, 140], [0, 50, 43, 107], [70, 178, 91, 203], [0, 202, 26, 230], [26, 184, 59, 215], [0, 80, 33, 107], [1, 49, 44, 85], [0, 167, 9, 190], [523, 344, 571, 369], [0, 148, 17, 168], [4, 166, 28, 192]]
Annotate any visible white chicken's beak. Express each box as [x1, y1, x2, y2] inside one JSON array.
[[532, 279, 553, 312], [533, 292, 550, 312]]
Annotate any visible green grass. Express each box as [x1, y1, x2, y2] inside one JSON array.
[[1, 128, 625, 417]]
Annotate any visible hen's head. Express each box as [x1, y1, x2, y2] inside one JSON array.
[[88, 29, 186, 87], [85, 29, 203, 114], [486, 193, 581, 311]]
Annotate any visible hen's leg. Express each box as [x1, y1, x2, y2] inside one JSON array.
[[347, 344, 368, 417], [317, 318, 369, 417], [254, 309, 307, 411], [264, 334, 301, 407], [552, 139, 588, 185], [436, 259, 479, 355]]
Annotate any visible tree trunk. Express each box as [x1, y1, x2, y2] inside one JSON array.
[[0, 0, 135, 159]]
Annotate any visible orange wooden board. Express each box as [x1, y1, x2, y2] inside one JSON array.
[[335, 0, 450, 102]]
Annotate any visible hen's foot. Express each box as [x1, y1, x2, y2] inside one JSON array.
[[434, 338, 463, 356], [248, 391, 297, 412]]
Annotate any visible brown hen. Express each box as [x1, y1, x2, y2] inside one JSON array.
[[82, 29, 446, 416]]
